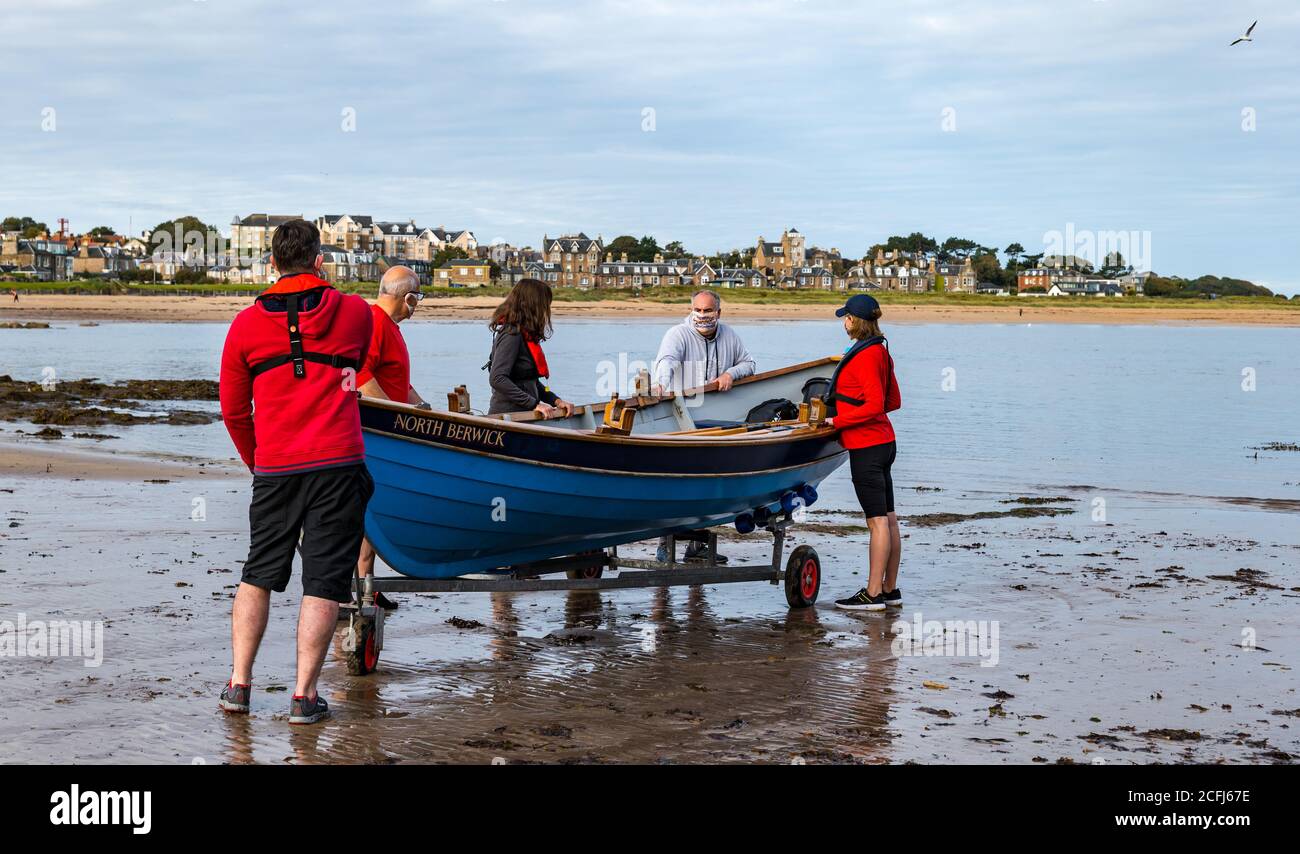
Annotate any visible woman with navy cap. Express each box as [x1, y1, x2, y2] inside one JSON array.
[[824, 294, 903, 611]]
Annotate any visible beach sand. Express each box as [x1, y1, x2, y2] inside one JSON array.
[[2, 437, 1296, 764], [3, 293, 1300, 325]]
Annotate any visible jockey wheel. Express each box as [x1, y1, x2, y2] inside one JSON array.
[[784, 545, 821, 609], [565, 549, 606, 580], [345, 615, 380, 676]]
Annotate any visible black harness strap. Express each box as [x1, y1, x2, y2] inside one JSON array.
[[825, 336, 891, 415], [248, 282, 360, 380], [286, 292, 306, 378], [248, 351, 360, 379]]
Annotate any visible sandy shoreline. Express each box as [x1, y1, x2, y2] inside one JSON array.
[[0, 439, 241, 480], [2, 439, 1297, 764], [3, 293, 1300, 326]]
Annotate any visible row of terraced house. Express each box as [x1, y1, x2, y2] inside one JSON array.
[[3, 218, 1147, 295]]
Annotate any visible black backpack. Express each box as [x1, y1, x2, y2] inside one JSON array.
[[801, 377, 831, 405], [745, 398, 800, 424]]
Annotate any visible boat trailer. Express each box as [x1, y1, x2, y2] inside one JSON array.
[[341, 513, 823, 675]]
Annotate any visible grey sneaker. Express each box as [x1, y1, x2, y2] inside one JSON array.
[[288, 694, 330, 725], [219, 681, 251, 714]]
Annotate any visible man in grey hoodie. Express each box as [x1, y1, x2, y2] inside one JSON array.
[[652, 290, 756, 563], [652, 290, 756, 395]]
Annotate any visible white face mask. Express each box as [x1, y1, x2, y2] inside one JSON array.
[[690, 307, 719, 332]]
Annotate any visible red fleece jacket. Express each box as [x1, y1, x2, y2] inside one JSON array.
[[219, 275, 373, 475], [831, 343, 901, 449]]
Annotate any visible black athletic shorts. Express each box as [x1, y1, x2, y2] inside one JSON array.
[[241, 463, 374, 602], [849, 441, 897, 519]]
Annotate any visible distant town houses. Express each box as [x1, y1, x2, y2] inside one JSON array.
[[752, 228, 806, 278], [1018, 266, 1146, 296], [544, 233, 604, 288], [1017, 267, 1054, 292], [321, 246, 379, 284], [1046, 279, 1126, 297], [487, 243, 539, 269], [842, 265, 880, 291], [713, 267, 766, 289], [316, 215, 375, 252], [381, 257, 432, 286], [789, 266, 836, 290], [0, 234, 75, 281], [73, 243, 134, 277], [595, 252, 689, 288], [0, 215, 1159, 297], [436, 257, 492, 288], [230, 214, 302, 254], [934, 258, 976, 293], [871, 259, 931, 293]]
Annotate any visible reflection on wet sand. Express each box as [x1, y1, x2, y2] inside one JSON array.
[[5, 457, 1297, 765], [232, 584, 900, 764]]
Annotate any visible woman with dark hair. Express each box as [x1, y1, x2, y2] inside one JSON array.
[[824, 294, 903, 611], [487, 278, 574, 418]]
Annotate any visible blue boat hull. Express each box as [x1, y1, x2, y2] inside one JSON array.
[[360, 401, 847, 579]]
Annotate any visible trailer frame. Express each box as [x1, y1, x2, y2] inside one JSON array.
[[340, 514, 822, 675]]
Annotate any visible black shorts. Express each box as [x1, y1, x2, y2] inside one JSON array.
[[241, 463, 374, 602], [849, 441, 897, 519]]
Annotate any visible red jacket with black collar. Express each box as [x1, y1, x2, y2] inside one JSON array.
[[830, 342, 901, 450], [219, 274, 373, 475]]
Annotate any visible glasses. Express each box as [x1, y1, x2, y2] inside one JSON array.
[[406, 291, 425, 303]]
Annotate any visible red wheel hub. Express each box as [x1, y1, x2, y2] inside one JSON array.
[[363, 629, 378, 670], [800, 558, 818, 598]]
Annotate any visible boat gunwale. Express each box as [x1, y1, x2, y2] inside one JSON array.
[[362, 424, 847, 477], [360, 355, 845, 449]]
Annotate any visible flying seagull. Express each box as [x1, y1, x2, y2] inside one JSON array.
[[1230, 20, 1257, 46]]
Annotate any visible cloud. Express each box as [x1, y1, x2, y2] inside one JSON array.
[[0, 0, 1297, 292]]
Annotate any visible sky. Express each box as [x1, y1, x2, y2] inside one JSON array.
[[2, 0, 1297, 293]]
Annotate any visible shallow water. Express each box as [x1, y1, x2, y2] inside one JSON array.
[[3, 318, 1298, 503], [2, 318, 1298, 764]]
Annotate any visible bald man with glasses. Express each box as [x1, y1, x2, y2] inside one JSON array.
[[354, 265, 430, 608]]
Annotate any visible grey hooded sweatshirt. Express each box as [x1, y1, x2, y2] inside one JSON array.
[[652, 317, 756, 393]]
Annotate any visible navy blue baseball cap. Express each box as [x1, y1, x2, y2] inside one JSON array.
[[835, 293, 880, 319]]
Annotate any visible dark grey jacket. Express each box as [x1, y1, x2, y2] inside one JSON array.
[[487, 325, 559, 415]]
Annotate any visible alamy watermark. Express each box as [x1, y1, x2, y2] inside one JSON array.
[[1041, 223, 1152, 273], [595, 352, 710, 407], [0, 613, 104, 667], [891, 611, 999, 667]]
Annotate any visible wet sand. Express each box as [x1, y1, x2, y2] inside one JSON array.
[[4, 294, 1300, 326], [2, 439, 1296, 764]]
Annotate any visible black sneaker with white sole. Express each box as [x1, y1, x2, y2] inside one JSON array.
[[883, 588, 903, 606], [834, 588, 888, 611], [219, 681, 251, 714], [288, 694, 330, 725], [683, 541, 728, 564]]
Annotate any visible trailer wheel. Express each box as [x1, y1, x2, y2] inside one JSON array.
[[345, 617, 379, 675], [565, 550, 606, 580], [784, 545, 821, 609]]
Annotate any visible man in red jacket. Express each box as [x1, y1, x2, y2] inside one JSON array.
[[353, 264, 431, 610], [217, 219, 373, 724]]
